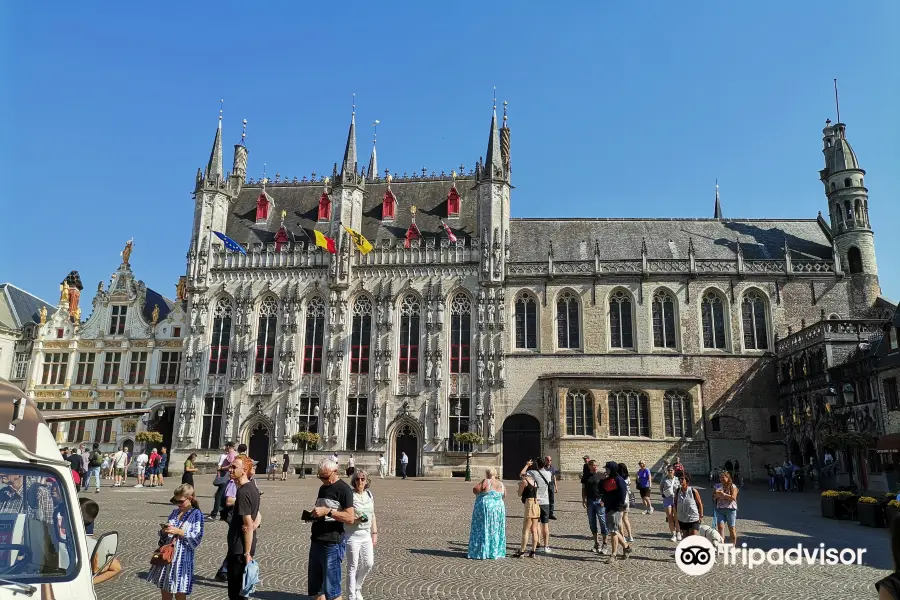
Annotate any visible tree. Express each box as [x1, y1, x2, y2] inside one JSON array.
[[453, 432, 484, 482], [291, 431, 320, 478], [136, 431, 163, 453]]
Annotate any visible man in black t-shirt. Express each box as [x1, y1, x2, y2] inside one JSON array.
[[226, 455, 260, 600], [307, 457, 354, 600], [581, 459, 609, 555]]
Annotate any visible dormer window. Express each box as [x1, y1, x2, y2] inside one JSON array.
[[255, 192, 271, 223], [317, 191, 331, 222], [447, 185, 460, 217], [382, 188, 396, 221], [274, 226, 290, 252], [109, 305, 127, 335]]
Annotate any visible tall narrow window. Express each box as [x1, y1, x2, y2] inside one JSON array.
[[317, 191, 332, 222], [157, 351, 182, 384], [514, 293, 537, 350], [885, 378, 899, 411], [209, 298, 233, 375], [608, 289, 634, 349], [652, 290, 677, 349], [663, 390, 693, 437], [254, 296, 278, 374], [109, 305, 127, 335], [556, 291, 580, 349], [608, 390, 650, 437], [741, 290, 769, 350], [701, 291, 727, 349], [303, 297, 326, 374], [75, 352, 96, 385], [565, 390, 595, 436], [398, 295, 420, 374], [350, 297, 372, 374], [847, 247, 863, 274], [199, 396, 223, 449], [448, 397, 471, 450], [449, 293, 472, 374], [382, 188, 396, 221], [345, 397, 368, 451], [447, 185, 460, 216], [101, 352, 122, 385], [42, 353, 69, 385], [66, 420, 86, 444], [13, 353, 30, 380], [128, 351, 148, 384], [94, 419, 113, 443], [297, 396, 320, 436]]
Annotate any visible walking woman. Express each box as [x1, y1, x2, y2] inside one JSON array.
[[675, 472, 704, 539], [281, 450, 290, 482], [514, 471, 540, 558], [660, 465, 680, 542], [636, 461, 653, 514], [617, 463, 635, 542], [713, 470, 739, 545], [467, 467, 507, 560], [345, 469, 378, 600], [181, 453, 197, 487], [148, 483, 205, 600]]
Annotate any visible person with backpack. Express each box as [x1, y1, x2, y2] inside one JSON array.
[[147, 449, 160, 488], [600, 461, 633, 563], [87, 444, 103, 494], [675, 471, 704, 538]]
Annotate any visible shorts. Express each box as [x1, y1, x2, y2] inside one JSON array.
[[605, 510, 623, 534], [714, 508, 737, 528], [638, 485, 650, 498], [679, 520, 700, 534], [538, 504, 551, 524], [523, 498, 540, 520], [137, 465, 146, 476], [146, 466, 157, 476], [115, 468, 124, 476], [282, 463, 290, 473], [307, 540, 345, 600], [662, 497, 674, 508]]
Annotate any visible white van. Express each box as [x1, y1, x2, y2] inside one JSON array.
[[0, 379, 121, 599]]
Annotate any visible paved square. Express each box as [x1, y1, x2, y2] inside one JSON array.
[[91, 475, 891, 600]]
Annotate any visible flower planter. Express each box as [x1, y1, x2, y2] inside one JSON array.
[[886, 505, 900, 526], [837, 497, 859, 521], [857, 502, 886, 528], [821, 497, 839, 519]]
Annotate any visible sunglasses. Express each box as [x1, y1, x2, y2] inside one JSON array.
[[171, 498, 187, 504]]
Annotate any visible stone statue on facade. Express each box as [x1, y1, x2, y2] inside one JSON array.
[[184, 354, 195, 382], [177, 403, 187, 439], [287, 360, 296, 381], [476, 354, 485, 383], [497, 356, 505, 387], [487, 410, 496, 442], [373, 352, 382, 381], [371, 402, 380, 441], [487, 302, 495, 327], [432, 353, 441, 383], [240, 354, 248, 380], [376, 301, 385, 326], [424, 353, 434, 386], [224, 400, 234, 441]]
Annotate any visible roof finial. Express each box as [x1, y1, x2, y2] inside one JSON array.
[[492, 87, 497, 112], [833, 78, 841, 124], [714, 178, 723, 219], [352, 92, 356, 116], [240, 118, 247, 146], [262, 163, 267, 188], [502, 100, 508, 125], [372, 119, 379, 145], [219, 99, 223, 126]]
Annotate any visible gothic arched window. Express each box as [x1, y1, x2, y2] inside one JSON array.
[[652, 289, 677, 349], [609, 289, 634, 349], [303, 297, 325, 374], [254, 296, 278, 374], [847, 247, 863, 274], [398, 295, 420, 374], [556, 291, 580, 349], [350, 296, 372, 374], [741, 289, 769, 350], [209, 297, 233, 375], [701, 290, 727, 350], [565, 390, 595, 436], [608, 390, 650, 437], [449, 293, 472, 374], [514, 293, 537, 350], [663, 390, 693, 437]]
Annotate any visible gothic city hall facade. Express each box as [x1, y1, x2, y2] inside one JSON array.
[[169, 105, 885, 479]]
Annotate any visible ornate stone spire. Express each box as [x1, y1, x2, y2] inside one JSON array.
[[485, 89, 502, 180], [341, 94, 358, 176], [205, 100, 224, 184], [367, 119, 379, 182], [714, 179, 723, 219]]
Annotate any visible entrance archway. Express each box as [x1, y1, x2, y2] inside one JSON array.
[[121, 439, 133, 454], [789, 440, 802, 465], [803, 438, 816, 466], [395, 424, 418, 477], [502, 414, 541, 480], [248, 423, 271, 474]]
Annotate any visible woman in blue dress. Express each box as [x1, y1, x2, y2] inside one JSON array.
[[468, 466, 507, 559], [148, 483, 205, 599]]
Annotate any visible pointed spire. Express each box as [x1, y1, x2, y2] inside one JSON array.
[[714, 179, 723, 219], [485, 88, 502, 179], [367, 120, 379, 182], [205, 99, 224, 183], [342, 94, 358, 176]]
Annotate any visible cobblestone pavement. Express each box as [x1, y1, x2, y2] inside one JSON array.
[[88, 475, 891, 600]]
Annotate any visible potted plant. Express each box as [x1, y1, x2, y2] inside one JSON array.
[[136, 431, 163, 453], [291, 431, 320, 478], [453, 432, 485, 482], [821, 490, 840, 519], [857, 496, 886, 527], [821, 490, 858, 519], [886, 499, 900, 526]]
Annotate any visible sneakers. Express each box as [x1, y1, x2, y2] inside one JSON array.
[[134, 484, 143, 488], [592, 543, 600, 554], [599, 543, 610, 555], [544, 547, 553, 554], [642, 509, 649, 515], [622, 545, 633, 559], [676, 532, 683, 541], [625, 536, 634, 543], [95, 489, 100, 494], [649, 507, 654, 514], [670, 533, 677, 542]]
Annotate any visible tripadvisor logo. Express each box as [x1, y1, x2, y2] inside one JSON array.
[[675, 535, 868, 576]]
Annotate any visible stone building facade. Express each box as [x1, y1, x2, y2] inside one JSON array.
[[21, 250, 186, 454], [1, 283, 53, 386], [171, 105, 885, 480]]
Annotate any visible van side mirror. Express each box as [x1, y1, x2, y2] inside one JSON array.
[[90, 531, 118, 575]]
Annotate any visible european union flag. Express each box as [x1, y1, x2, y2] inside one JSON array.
[[213, 231, 248, 255]]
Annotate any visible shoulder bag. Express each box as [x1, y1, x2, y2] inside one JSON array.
[[151, 509, 194, 566]]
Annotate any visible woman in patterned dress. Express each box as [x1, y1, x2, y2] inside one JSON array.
[[467, 466, 507, 559], [148, 483, 205, 599]]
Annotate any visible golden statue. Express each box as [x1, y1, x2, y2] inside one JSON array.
[[73, 306, 82, 323], [151, 304, 160, 325], [121, 238, 134, 265], [97, 281, 104, 293], [39, 306, 47, 325], [175, 276, 187, 301], [59, 280, 69, 303]]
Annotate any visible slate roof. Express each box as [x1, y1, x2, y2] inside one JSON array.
[[0, 284, 54, 330], [142, 288, 175, 324], [224, 178, 478, 248], [509, 218, 833, 262]]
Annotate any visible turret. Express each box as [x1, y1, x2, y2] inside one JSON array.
[[230, 119, 249, 195], [475, 95, 512, 285]]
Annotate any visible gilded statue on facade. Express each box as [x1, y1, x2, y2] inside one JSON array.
[[39, 306, 47, 325], [59, 280, 69, 303], [176, 276, 187, 301], [151, 304, 160, 325], [121, 238, 134, 265]]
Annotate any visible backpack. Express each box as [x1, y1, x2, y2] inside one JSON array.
[[89, 451, 102, 467]]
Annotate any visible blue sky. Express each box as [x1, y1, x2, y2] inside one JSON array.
[[2, 1, 898, 304]]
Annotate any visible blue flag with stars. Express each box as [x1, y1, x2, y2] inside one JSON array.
[[213, 231, 248, 255]]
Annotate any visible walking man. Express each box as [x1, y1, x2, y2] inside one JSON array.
[[307, 457, 355, 600], [581, 459, 609, 555], [400, 452, 409, 479], [111, 446, 127, 488], [545, 455, 560, 520], [134, 449, 148, 487], [600, 461, 632, 563], [87, 444, 103, 493], [225, 456, 260, 600]]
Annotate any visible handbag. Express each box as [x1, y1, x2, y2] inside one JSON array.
[[213, 470, 229, 486], [150, 509, 193, 566]]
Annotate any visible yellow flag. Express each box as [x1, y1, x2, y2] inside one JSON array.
[[343, 225, 374, 254]]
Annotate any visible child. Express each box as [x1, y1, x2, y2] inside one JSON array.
[[79, 498, 123, 585]]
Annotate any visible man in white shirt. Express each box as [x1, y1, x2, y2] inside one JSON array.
[[378, 454, 387, 478], [134, 451, 149, 488], [111, 448, 128, 488]]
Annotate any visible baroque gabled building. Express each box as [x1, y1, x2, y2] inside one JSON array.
[[172, 103, 886, 480]]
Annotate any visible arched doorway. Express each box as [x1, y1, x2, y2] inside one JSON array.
[[803, 438, 816, 466], [502, 414, 541, 480], [395, 424, 418, 477], [248, 423, 271, 474], [789, 440, 802, 465], [121, 439, 133, 454]]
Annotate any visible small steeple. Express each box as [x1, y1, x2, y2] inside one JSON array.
[[342, 94, 358, 176], [367, 120, 379, 182], [205, 99, 224, 184], [485, 88, 502, 180], [500, 100, 511, 174], [714, 179, 723, 219]]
